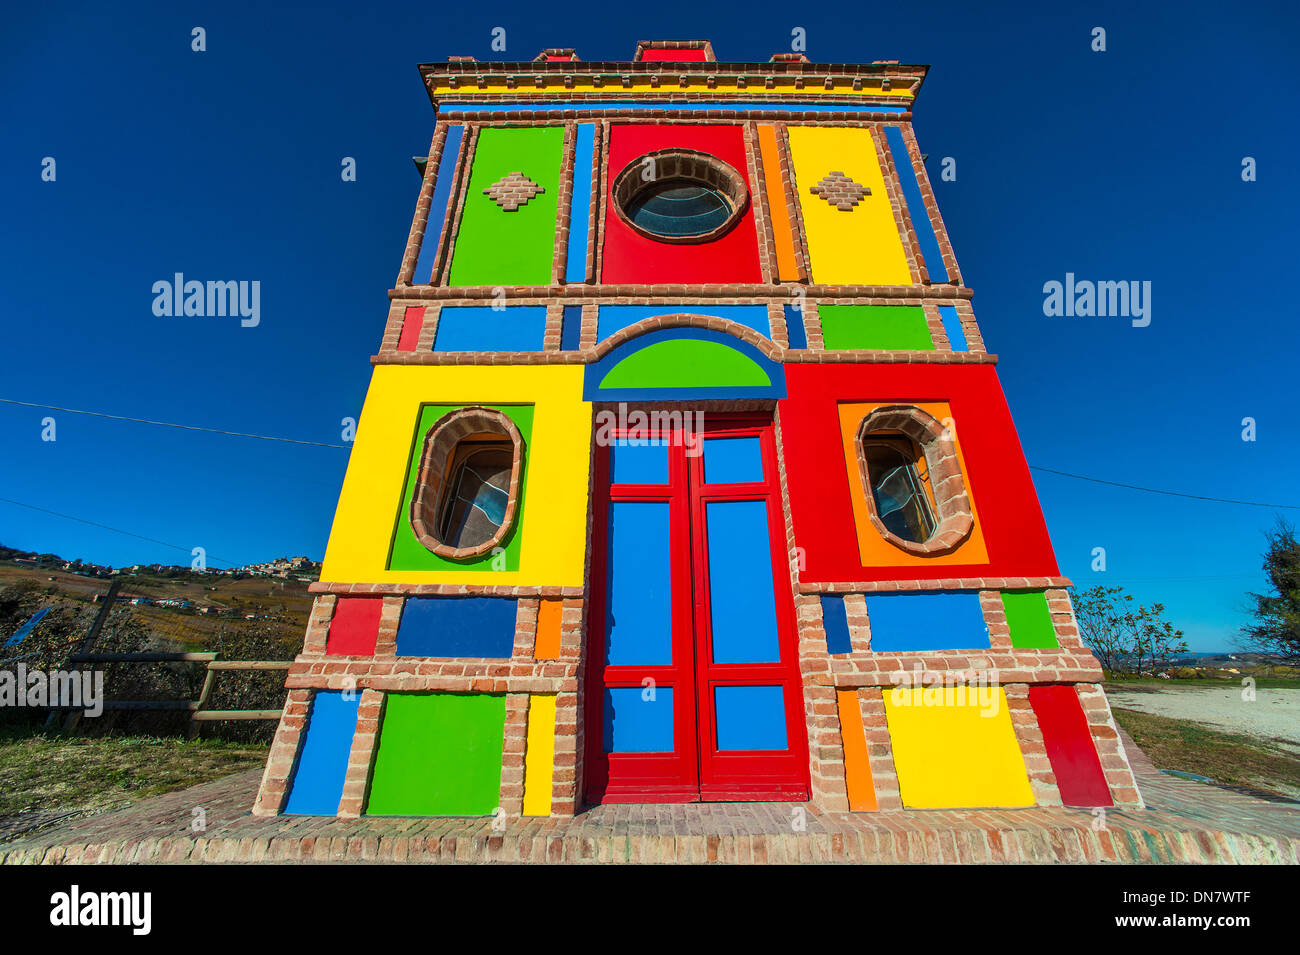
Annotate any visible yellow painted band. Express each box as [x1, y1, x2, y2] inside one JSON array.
[[320, 363, 592, 587], [883, 687, 1034, 809], [787, 126, 912, 285], [523, 694, 557, 816]]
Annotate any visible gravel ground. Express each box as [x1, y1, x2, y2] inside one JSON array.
[[1107, 685, 1300, 755]]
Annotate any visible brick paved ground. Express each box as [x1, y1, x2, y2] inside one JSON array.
[[2, 730, 1296, 864]]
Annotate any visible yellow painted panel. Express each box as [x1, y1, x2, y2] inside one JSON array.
[[523, 694, 557, 816], [320, 364, 592, 586], [837, 400, 988, 568], [787, 126, 912, 285], [883, 687, 1034, 808]]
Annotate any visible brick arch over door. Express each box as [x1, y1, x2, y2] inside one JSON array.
[[590, 312, 781, 361]]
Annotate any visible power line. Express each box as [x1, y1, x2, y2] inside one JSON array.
[[4, 395, 1296, 510], [0, 496, 240, 567], [1028, 465, 1300, 510], [0, 398, 351, 449]]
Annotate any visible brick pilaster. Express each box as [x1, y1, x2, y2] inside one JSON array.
[[515, 598, 540, 658], [337, 689, 384, 817], [767, 301, 789, 348], [499, 693, 530, 819], [1003, 683, 1063, 807], [857, 688, 902, 810], [551, 690, 580, 815], [802, 302, 825, 350], [302, 595, 336, 656], [922, 302, 951, 350], [980, 589, 1013, 650], [843, 592, 871, 654], [1076, 682, 1145, 808], [252, 688, 313, 816], [374, 596, 403, 657]]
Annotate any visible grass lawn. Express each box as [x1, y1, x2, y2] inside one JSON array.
[[1111, 708, 1300, 799], [0, 727, 268, 818]]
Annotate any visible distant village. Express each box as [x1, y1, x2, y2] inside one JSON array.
[[1, 547, 320, 622], [2, 547, 318, 582]]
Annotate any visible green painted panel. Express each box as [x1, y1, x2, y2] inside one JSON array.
[[601, 339, 771, 390], [448, 127, 564, 286], [1002, 591, 1060, 649], [388, 403, 534, 572], [366, 693, 506, 816], [818, 304, 934, 351]]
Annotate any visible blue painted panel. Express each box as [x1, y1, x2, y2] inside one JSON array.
[[3, 607, 50, 647], [413, 125, 463, 284], [396, 596, 517, 658], [596, 304, 770, 343], [938, 305, 967, 351], [603, 687, 674, 753], [439, 102, 909, 115], [883, 126, 948, 283], [565, 123, 596, 283], [706, 500, 780, 664], [433, 305, 547, 352], [865, 592, 990, 652], [820, 595, 852, 655], [606, 501, 673, 666], [560, 305, 582, 351], [702, 436, 764, 484], [714, 685, 788, 751], [610, 439, 669, 485], [284, 690, 360, 815], [784, 305, 808, 349]]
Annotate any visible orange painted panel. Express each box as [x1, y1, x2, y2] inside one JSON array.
[[837, 400, 989, 568], [837, 689, 877, 811], [535, 598, 563, 660], [757, 125, 799, 281]]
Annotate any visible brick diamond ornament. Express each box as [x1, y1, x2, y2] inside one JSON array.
[[809, 171, 870, 211], [484, 172, 545, 211]]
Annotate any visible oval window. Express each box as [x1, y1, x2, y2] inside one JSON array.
[[855, 406, 975, 557], [409, 407, 523, 560], [438, 442, 514, 549], [861, 436, 937, 544], [626, 181, 733, 238], [612, 148, 749, 244]]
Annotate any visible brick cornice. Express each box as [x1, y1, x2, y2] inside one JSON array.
[[390, 283, 974, 301]]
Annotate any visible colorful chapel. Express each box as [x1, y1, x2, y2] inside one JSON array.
[[253, 40, 1143, 818]]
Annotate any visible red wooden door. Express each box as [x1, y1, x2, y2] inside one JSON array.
[[585, 413, 809, 803]]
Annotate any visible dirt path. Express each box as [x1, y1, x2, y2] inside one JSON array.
[[1107, 685, 1300, 755]]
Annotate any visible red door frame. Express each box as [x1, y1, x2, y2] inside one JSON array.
[[584, 412, 810, 804]]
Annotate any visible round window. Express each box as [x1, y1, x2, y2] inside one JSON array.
[[612, 149, 749, 244]]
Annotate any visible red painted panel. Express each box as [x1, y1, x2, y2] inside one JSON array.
[[601, 125, 762, 285], [640, 48, 709, 62], [778, 363, 1060, 582], [397, 306, 424, 352], [325, 597, 382, 656], [1028, 685, 1114, 807]]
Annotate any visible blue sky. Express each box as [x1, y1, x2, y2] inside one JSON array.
[[2, 1, 1296, 650]]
